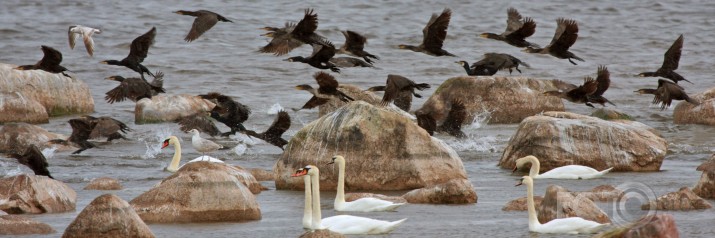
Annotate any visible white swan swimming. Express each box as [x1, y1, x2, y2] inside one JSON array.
[[517, 176, 609, 234], [327, 155, 405, 212], [161, 136, 224, 172], [292, 165, 406, 235], [513, 155, 612, 179]]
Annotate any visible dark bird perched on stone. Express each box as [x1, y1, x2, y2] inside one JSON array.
[[259, 9, 325, 56], [588, 66, 616, 107], [337, 30, 379, 63], [543, 77, 599, 107], [294, 71, 353, 111], [284, 40, 341, 73], [457, 53, 530, 76], [174, 10, 232, 42], [104, 72, 165, 103], [635, 79, 699, 110], [398, 8, 456, 57], [175, 111, 221, 137], [367, 74, 430, 112], [329, 57, 373, 68], [638, 34, 690, 84], [479, 8, 539, 48], [8, 145, 53, 179], [49, 118, 98, 154], [243, 110, 291, 150], [100, 27, 156, 80], [199, 92, 252, 136], [15, 45, 71, 78], [81, 115, 131, 141], [523, 18, 583, 65], [416, 99, 468, 138]]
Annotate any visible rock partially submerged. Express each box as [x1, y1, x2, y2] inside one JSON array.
[[0, 63, 94, 122], [502, 196, 543, 211], [299, 229, 346, 238], [130, 161, 261, 223], [84, 177, 123, 190], [247, 167, 274, 181], [0, 123, 70, 153], [0, 174, 76, 214], [500, 111, 667, 172], [134, 94, 215, 124], [62, 194, 154, 238], [673, 86, 715, 125], [642, 187, 711, 210], [572, 185, 625, 202], [275, 101, 468, 191], [594, 214, 679, 238], [417, 76, 565, 124], [537, 185, 610, 224], [693, 155, 715, 199], [590, 108, 633, 121], [401, 178, 477, 204], [0, 215, 55, 235]]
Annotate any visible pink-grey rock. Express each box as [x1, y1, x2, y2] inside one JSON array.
[[0, 215, 56, 235], [693, 154, 715, 199], [62, 194, 154, 238], [134, 94, 215, 124], [247, 167, 274, 181], [502, 196, 543, 211], [84, 177, 123, 190], [673, 86, 715, 125], [572, 185, 625, 202], [642, 187, 711, 210], [401, 178, 477, 204], [318, 84, 381, 116], [537, 185, 610, 224], [594, 214, 679, 238], [0, 91, 49, 124], [0, 174, 76, 214], [299, 229, 347, 238], [500, 111, 667, 172], [0, 123, 72, 153]]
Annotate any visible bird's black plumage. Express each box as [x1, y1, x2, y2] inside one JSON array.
[[15, 45, 71, 77], [100, 27, 157, 80], [175, 10, 232, 42]]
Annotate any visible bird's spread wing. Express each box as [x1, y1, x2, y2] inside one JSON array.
[[68, 26, 78, 49], [422, 8, 451, 50], [548, 18, 579, 50], [416, 111, 436, 136], [263, 110, 291, 140], [186, 12, 219, 42], [503, 8, 523, 34], [40, 45, 63, 67], [661, 34, 683, 71], [314, 71, 339, 94], [176, 112, 220, 137], [568, 77, 598, 99], [593, 65, 610, 96], [310, 40, 336, 62], [68, 118, 95, 142], [301, 96, 330, 109], [292, 9, 318, 42], [342, 30, 367, 52], [83, 30, 96, 56], [127, 27, 156, 63], [440, 99, 467, 138]]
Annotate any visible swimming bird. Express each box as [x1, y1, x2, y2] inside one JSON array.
[[480, 8, 539, 48], [188, 129, 223, 157], [523, 18, 583, 65], [15, 45, 71, 77], [327, 155, 405, 212], [635, 79, 699, 110], [337, 30, 379, 63], [638, 34, 690, 84], [294, 71, 353, 110], [176, 111, 221, 137], [588, 66, 615, 107], [104, 72, 166, 104], [513, 155, 612, 180], [398, 8, 456, 56], [457, 53, 530, 76], [8, 145, 53, 179], [516, 176, 608, 234], [259, 9, 325, 56], [68, 25, 101, 57], [543, 77, 598, 108], [415, 99, 468, 138], [81, 115, 131, 141], [329, 57, 373, 68], [174, 10, 232, 42], [367, 74, 430, 112], [100, 27, 156, 80], [243, 110, 291, 150], [284, 40, 341, 73], [48, 118, 98, 154], [161, 135, 224, 172], [199, 92, 251, 136]]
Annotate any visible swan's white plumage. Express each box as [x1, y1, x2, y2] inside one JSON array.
[[330, 155, 405, 212], [516, 155, 612, 179], [299, 165, 405, 235], [162, 136, 223, 172], [519, 176, 608, 234]]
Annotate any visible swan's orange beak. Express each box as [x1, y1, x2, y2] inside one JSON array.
[[291, 168, 308, 177], [161, 139, 170, 149]]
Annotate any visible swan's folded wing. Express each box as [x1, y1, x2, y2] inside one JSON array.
[[539, 217, 606, 234]]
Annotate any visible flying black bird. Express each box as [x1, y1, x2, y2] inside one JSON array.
[[199, 92, 252, 136], [635, 79, 699, 110], [81, 115, 132, 141], [15, 45, 71, 77], [337, 30, 379, 63], [457, 53, 530, 76], [638, 34, 690, 84], [416, 99, 468, 138], [243, 110, 291, 150], [100, 27, 157, 80], [480, 8, 539, 48], [259, 9, 325, 56], [523, 18, 583, 65], [398, 8, 456, 56], [543, 77, 598, 107], [174, 10, 232, 42], [367, 74, 430, 111], [104, 72, 165, 103], [294, 71, 353, 111], [284, 40, 341, 73], [588, 66, 615, 107], [175, 111, 221, 137], [49, 118, 98, 154], [8, 145, 53, 179]]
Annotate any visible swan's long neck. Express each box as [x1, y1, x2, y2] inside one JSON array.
[[167, 139, 182, 172], [303, 174, 312, 229], [526, 156, 540, 178], [526, 179, 540, 230], [335, 158, 346, 208], [311, 171, 323, 230]]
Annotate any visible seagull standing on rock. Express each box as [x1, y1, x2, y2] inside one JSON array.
[[188, 129, 223, 160]]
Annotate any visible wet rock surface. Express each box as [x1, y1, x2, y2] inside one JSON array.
[[62, 194, 154, 238]]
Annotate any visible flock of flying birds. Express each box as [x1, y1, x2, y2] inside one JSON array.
[[6, 7, 701, 179]]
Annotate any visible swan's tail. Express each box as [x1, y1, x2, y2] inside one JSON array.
[[597, 167, 613, 176], [580, 167, 613, 179], [375, 218, 407, 234], [382, 202, 406, 212]]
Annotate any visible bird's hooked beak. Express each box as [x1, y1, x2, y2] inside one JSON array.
[[478, 33, 489, 38], [99, 60, 108, 64], [283, 58, 293, 62], [105, 76, 114, 80]]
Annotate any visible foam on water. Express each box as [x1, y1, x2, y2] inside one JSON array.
[[267, 103, 284, 114], [142, 127, 177, 159], [41, 147, 56, 159]]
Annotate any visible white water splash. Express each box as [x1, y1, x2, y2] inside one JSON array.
[[449, 135, 498, 152], [41, 147, 57, 159], [142, 127, 176, 159], [267, 103, 284, 114], [467, 110, 492, 130], [233, 143, 247, 155]]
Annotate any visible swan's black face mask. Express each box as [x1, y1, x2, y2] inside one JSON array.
[[161, 139, 170, 149], [515, 178, 524, 187], [327, 157, 336, 165]]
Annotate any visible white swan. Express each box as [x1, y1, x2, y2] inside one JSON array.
[[188, 129, 223, 157], [292, 165, 406, 235], [161, 136, 224, 172], [327, 155, 405, 212], [513, 155, 612, 179], [517, 176, 608, 234]]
